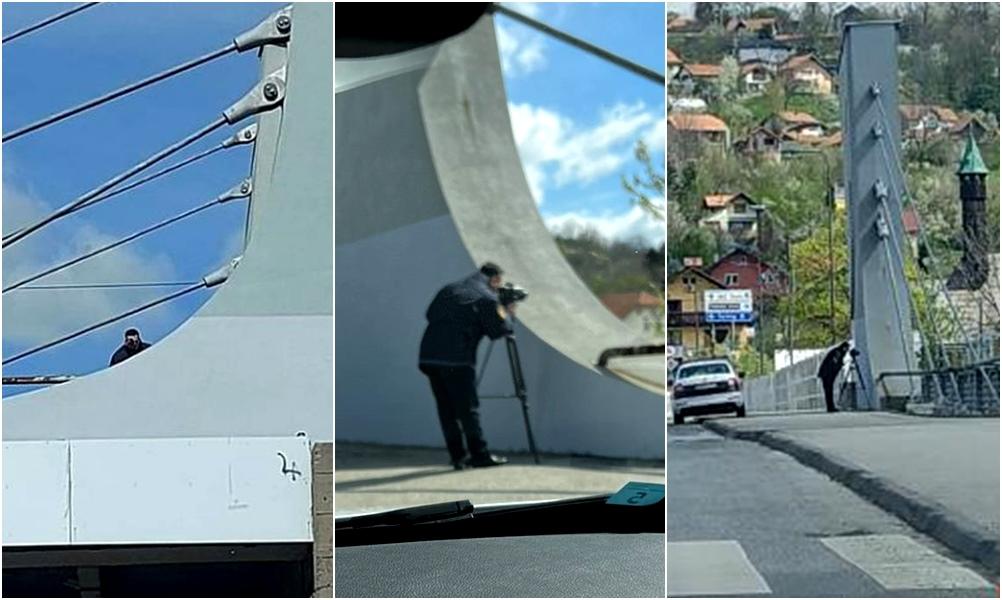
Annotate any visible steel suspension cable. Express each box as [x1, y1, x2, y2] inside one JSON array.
[[2, 117, 227, 249], [489, 4, 664, 86], [2, 44, 236, 143], [2, 282, 204, 366], [4, 199, 227, 293], [17, 281, 200, 290], [2, 3, 98, 45]]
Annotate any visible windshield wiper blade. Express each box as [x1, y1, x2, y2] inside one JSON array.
[[336, 500, 475, 529]]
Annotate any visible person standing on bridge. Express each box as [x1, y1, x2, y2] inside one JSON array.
[[419, 263, 514, 470], [109, 328, 151, 366], [817, 340, 850, 413]]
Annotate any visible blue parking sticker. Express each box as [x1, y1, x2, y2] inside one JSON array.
[[606, 481, 665, 507]]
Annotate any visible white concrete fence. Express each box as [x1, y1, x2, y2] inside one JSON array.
[[743, 353, 835, 413]]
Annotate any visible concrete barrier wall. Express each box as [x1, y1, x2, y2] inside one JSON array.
[[743, 354, 830, 413]]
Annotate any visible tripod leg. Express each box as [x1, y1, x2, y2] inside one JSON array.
[[505, 335, 540, 465]]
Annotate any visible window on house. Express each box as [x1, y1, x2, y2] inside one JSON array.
[[667, 300, 682, 313], [668, 330, 683, 345], [724, 273, 739, 286], [732, 200, 747, 214]]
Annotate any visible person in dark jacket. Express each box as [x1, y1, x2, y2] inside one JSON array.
[[419, 263, 514, 469], [817, 340, 850, 413], [110, 328, 151, 366]]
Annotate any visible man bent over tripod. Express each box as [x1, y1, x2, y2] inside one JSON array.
[[419, 263, 514, 470]]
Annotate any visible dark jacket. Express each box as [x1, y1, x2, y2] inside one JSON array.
[[817, 341, 849, 382], [419, 272, 513, 367], [110, 342, 151, 366]]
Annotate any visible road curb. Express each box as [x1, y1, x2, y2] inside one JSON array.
[[702, 420, 1000, 575]]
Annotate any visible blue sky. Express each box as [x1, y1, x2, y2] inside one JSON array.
[[2, 3, 282, 395], [494, 3, 665, 245]]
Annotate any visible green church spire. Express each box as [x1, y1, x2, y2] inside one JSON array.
[[957, 128, 988, 176]]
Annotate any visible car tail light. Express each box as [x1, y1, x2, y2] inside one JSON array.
[[728, 378, 741, 391]]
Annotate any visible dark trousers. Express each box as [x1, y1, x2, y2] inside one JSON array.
[[420, 364, 488, 462], [822, 377, 837, 412]]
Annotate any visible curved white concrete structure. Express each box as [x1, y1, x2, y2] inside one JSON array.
[[3, 4, 333, 443], [335, 16, 663, 459]]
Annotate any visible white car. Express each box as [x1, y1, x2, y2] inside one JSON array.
[[670, 358, 745, 425]]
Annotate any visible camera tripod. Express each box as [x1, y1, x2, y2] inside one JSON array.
[[476, 318, 541, 465]]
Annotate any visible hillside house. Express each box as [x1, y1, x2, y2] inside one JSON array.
[[779, 54, 834, 95], [741, 61, 774, 94], [900, 104, 960, 139], [707, 249, 788, 298], [700, 192, 760, 244], [668, 113, 731, 153], [667, 48, 683, 80]]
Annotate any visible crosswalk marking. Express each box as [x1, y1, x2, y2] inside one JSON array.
[[667, 540, 772, 597], [820, 534, 994, 591]]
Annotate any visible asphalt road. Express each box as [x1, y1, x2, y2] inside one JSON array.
[[667, 423, 998, 597]]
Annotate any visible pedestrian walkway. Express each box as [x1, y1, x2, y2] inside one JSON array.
[[335, 442, 664, 515], [702, 412, 1000, 574], [667, 534, 996, 597]]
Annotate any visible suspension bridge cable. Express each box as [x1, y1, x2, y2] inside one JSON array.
[[488, 4, 664, 86], [4, 64, 285, 249], [2, 45, 235, 143], [3, 180, 251, 293], [2, 118, 227, 249], [6, 202, 217, 293], [16, 281, 200, 290], [3, 124, 257, 243], [3, 257, 239, 366], [2, 375, 75, 386], [2, 283, 205, 366], [2, 3, 98, 45], [1, 145, 224, 244], [2, 5, 291, 143]]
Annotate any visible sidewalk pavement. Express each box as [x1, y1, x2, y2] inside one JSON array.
[[701, 412, 1000, 574], [334, 442, 664, 516]]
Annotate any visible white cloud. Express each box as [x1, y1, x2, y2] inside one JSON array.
[[643, 119, 667, 155], [502, 2, 542, 19], [507, 101, 663, 204], [495, 5, 548, 78], [545, 203, 666, 247], [2, 186, 181, 346]]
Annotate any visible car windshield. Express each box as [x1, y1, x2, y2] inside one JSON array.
[[334, 2, 667, 520], [679, 363, 732, 379]]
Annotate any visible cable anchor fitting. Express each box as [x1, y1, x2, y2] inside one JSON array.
[[217, 179, 253, 203], [203, 256, 242, 288], [222, 123, 258, 148], [234, 6, 292, 52], [223, 66, 286, 124]]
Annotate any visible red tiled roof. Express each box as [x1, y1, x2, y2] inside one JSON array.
[[669, 113, 729, 132], [781, 54, 826, 72], [600, 292, 662, 319], [684, 63, 724, 78], [902, 206, 920, 235], [703, 192, 755, 209], [726, 17, 776, 32], [667, 16, 700, 31], [703, 194, 733, 208], [667, 48, 683, 65], [900, 104, 960, 124], [778, 111, 821, 126]]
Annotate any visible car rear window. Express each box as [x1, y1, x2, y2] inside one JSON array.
[[678, 363, 731, 378]]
